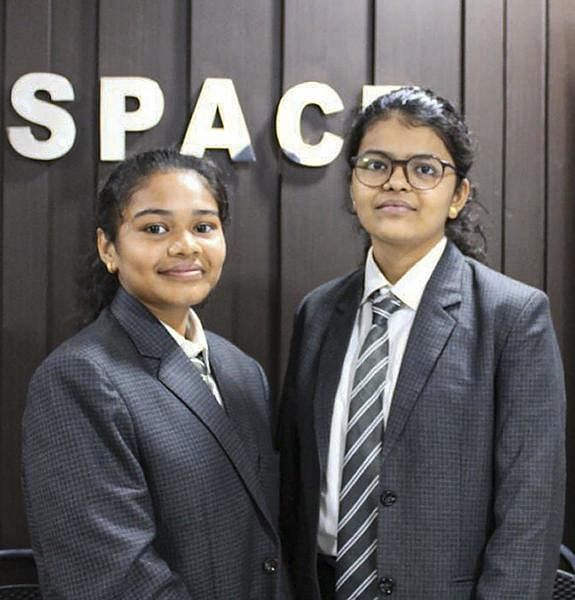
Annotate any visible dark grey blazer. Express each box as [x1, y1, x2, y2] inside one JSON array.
[[278, 241, 566, 599], [22, 287, 284, 599]]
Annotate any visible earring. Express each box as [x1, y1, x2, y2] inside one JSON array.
[[448, 206, 458, 219], [106, 262, 116, 274]]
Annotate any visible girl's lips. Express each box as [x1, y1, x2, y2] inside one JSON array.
[[376, 200, 416, 214], [159, 264, 204, 277]]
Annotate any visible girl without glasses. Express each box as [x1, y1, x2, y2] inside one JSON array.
[[278, 87, 565, 600], [22, 149, 286, 599]]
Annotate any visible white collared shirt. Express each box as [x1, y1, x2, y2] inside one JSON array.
[[317, 237, 447, 556], [161, 309, 224, 407]]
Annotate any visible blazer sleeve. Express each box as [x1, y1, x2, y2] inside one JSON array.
[[476, 290, 566, 599], [22, 351, 193, 600]]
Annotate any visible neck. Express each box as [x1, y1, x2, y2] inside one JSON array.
[[147, 305, 190, 336], [372, 239, 441, 284]]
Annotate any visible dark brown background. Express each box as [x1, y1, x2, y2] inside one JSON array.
[[1, 0, 574, 577]]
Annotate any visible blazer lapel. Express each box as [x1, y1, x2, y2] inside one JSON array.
[[109, 289, 275, 533], [381, 242, 464, 462], [314, 270, 363, 476], [205, 336, 281, 527], [206, 333, 261, 473], [157, 349, 275, 530]]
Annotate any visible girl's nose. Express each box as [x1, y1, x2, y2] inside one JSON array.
[[382, 164, 412, 191], [167, 231, 201, 256]]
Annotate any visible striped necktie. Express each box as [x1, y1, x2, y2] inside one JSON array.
[[335, 291, 402, 599], [190, 351, 220, 401]]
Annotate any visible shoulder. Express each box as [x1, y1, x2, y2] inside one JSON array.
[[438, 242, 545, 310], [206, 330, 256, 364], [24, 311, 139, 434], [462, 255, 548, 312], [455, 254, 554, 349], [297, 269, 362, 317], [28, 310, 131, 388], [205, 331, 266, 381]]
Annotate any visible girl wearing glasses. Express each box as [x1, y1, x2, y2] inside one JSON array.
[[278, 87, 565, 600]]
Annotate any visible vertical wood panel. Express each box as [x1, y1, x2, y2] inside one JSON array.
[[1, 0, 51, 547], [0, 0, 5, 518], [374, 0, 462, 106], [48, 0, 98, 348], [504, 0, 546, 287], [280, 0, 370, 370], [189, 0, 281, 383], [0, 0, 4, 553], [464, 0, 505, 270], [98, 0, 189, 179], [547, 0, 575, 550]]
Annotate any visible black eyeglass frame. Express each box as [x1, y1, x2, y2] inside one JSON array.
[[350, 151, 461, 190]]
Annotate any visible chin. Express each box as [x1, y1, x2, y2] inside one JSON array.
[[184, 287, 215, 308], [371, 232, 416, 247]]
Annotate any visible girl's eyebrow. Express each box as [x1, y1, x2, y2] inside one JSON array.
[[361, 149, 439, 160], [133, 208, 171, 219], [132, 208, 219, 219], [193, 209, 220, 217]]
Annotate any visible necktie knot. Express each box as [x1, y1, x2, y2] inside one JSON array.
[[370, 291, 402, 327], [190, 352, 209, 377], [190, 351, 222, 405]]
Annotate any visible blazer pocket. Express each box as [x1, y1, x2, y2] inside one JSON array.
[[450, 576, 477, 596], [451, 576, 476, 584]]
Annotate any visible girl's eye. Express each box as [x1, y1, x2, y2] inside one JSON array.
[[359, 156, 390, 172], [365, 159, 389, 172], [410, 158, 441, 178], [195, 222, 217, 234], [417, 164, 437, 176], [145, 223, 168, 234]]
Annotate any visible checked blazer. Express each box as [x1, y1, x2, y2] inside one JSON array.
[[278, 241, 566, 600], [22, 287, 285, 599]]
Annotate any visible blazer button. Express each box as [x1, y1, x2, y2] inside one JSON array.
[[378, 576, 394, 595], [380, 491, 397, 506], [262, 557, 278, 574]]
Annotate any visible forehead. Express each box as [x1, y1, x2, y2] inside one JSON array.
[[126, 170, 218, 212], [359, 116, 452, 160]]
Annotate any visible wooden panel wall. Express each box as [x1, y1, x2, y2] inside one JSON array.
[[3, 0, 52, 550], [1, 0, 574, 566], [547, 0, 575, 555], [189, 0, 281, 381], [49, 0, 98, 349], [280, 0, 369, 368], [464, 0, 505, 271], [374, 0, 462, 104], [505, 0, 547, 288]]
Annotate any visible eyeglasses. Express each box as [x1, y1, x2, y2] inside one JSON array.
[[351, 151, 459, 190]]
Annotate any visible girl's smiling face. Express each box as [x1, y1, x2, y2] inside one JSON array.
[[97, 169, 226, 332]]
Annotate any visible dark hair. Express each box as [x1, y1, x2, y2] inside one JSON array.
[[345, 86, 486, 262], [81, 148, 230, 323]]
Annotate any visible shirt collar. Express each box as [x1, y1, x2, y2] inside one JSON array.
[[362, 237, 447, 311], [160, 309, 210, 364]]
